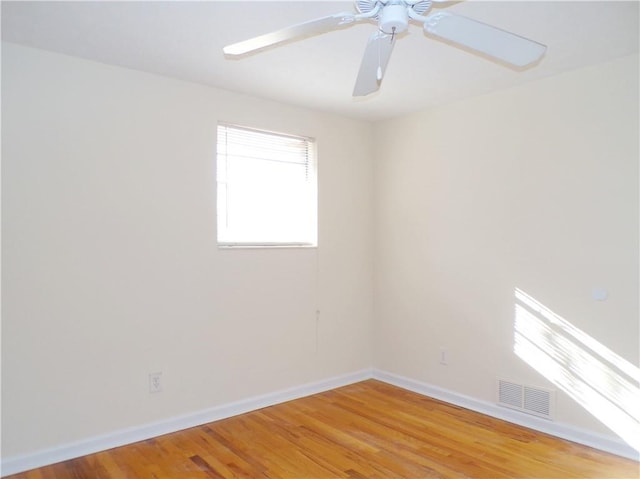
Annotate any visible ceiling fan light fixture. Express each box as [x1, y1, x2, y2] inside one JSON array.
[[380, 4, 409, 33]]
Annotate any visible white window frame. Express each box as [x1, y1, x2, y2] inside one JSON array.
[[216, 123, 317, 248]]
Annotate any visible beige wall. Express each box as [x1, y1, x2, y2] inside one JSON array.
[[2, 40, 638, 461], [373, 54, 639, 436], [1, 43, 374, 457]]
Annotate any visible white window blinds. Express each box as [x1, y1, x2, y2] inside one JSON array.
[[216, 124, 317, 246]]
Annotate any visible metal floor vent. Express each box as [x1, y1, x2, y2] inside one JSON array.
[[497, 379, 554, 420]]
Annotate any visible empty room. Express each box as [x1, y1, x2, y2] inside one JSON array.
[[1, 1, 638, 477]]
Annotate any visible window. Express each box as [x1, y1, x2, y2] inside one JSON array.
[[216, 123, 317, 247]]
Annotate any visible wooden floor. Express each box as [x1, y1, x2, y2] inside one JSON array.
[[7, 380, 639, 478]]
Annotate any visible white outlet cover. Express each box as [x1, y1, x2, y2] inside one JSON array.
[[149, 372, 162, 393], [439, 348, 448, 365]]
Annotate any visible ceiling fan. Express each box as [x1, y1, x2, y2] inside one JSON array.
[[223, 0, 547, 97]]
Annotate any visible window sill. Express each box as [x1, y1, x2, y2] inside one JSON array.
[[217, 242, 317, 249]]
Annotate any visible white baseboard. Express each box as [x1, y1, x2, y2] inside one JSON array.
[[372, 369, 640, 462], [0, 368, 373, 477], [3, 367, 637, 476]]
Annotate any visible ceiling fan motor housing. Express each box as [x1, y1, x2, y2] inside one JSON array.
[[356, 0, 378, 14], [380, 3, 409, 33]]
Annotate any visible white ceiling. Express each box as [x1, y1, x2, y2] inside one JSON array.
[[2, 1, 638, 121]]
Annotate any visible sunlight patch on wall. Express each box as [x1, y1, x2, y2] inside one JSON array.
[[514, 288, 640, 452]]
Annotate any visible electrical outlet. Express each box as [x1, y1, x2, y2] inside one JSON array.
[[439, 348, 448, 366], [149, 372, 162, 393]]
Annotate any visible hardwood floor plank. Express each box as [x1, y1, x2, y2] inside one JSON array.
[[5, 380, 638, 478]]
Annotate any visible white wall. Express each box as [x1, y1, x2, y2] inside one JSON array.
[[1, 42, 374, 458], [373, 54, 639, 438]]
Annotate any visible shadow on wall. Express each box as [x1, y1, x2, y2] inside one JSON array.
[[514, 288, 640, 453]]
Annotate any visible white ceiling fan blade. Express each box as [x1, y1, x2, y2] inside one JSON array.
[[423, 12, 547, 67], [224, 12, 356, 57], [353, 31, 395, 97]]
